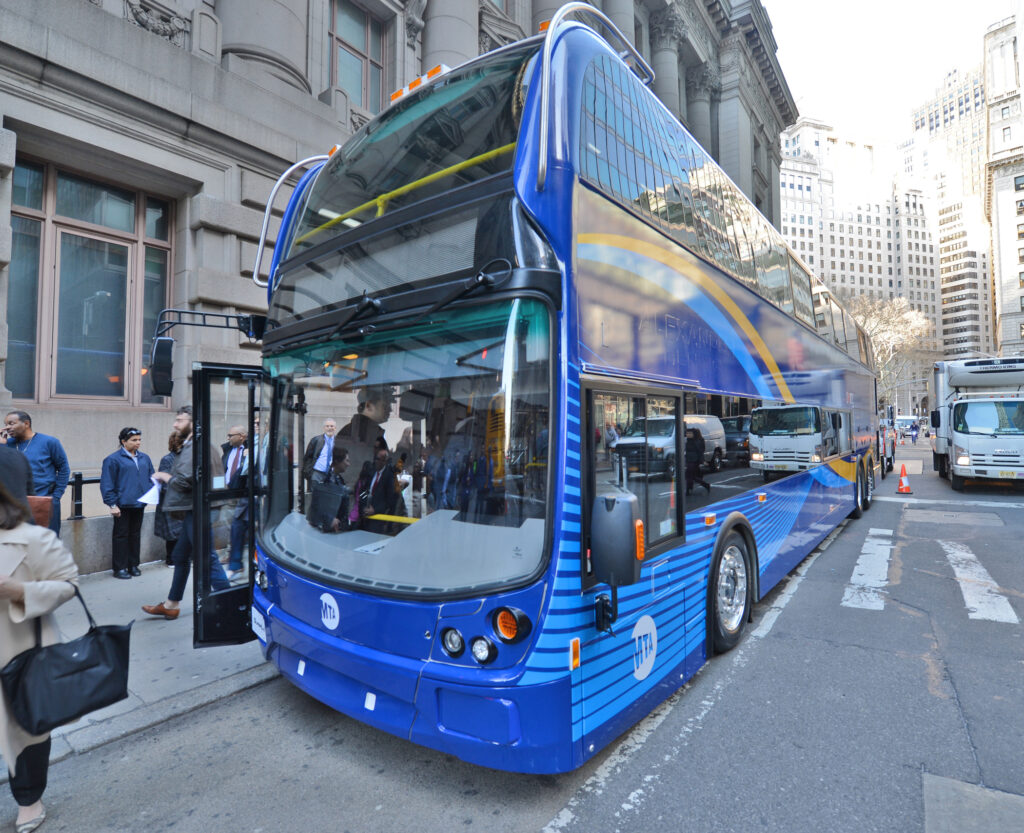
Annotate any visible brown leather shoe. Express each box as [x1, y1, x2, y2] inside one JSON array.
[[141, 602, 180, 620]]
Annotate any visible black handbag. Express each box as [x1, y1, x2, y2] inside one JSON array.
[[0, 584, 132, 735]]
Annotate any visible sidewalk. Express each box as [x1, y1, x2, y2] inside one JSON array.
[[0, 561, 276, 781]]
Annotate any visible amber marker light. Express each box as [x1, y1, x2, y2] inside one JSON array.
[[492, 607, 531, 643], [539, 20, 550, 31], [704, 513, 716, 526], [757, 492, 767, 503], [634, 519, 645, 560], [570, 638, 580, 670], [342, 353, 359, 360]]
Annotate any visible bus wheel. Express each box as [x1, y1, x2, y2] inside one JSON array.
[[849, 465, 865, 518], [709, 531, 751, 653], [951, 472, 965, 492]]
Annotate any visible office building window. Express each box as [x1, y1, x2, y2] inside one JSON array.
[[1016, 175, 1024, 191], [331, 0, 385, 115], [8, 159, 170, 404]]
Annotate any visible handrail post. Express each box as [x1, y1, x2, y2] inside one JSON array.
[[70, 471, 84, 520]]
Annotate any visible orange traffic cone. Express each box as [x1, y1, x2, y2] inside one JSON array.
[[897, 464, 912, 494]]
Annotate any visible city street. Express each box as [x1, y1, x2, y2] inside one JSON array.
[[20, 445, 1023, 833]]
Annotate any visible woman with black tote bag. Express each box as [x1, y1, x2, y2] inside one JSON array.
[[0, 481, 77, 832]]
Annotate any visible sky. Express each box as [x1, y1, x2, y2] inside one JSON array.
[[762, 0, 1019, 148]]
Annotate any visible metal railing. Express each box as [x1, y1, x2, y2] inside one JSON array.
[[68, 472, 101, 521]]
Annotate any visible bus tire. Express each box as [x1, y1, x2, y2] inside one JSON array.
[[709, 530, 751, 654], [849, 465, 865, 518], [951, 472, 965, 492]]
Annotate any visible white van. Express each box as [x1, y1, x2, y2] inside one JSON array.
[[614, 413, 726, 479]]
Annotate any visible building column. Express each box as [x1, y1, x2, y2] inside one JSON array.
[[603, 0, 635, 46], [216, 0, 310, 91], [422, 0, 479, 72], [0, 127, 14, 406], [649, 7, 685, 120], [686, 65, 717, 152]]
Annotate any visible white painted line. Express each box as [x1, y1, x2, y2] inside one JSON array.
[[876, 496, 1024, 510], [841, 529, 894, 611], [938, 541, 1020, 624]]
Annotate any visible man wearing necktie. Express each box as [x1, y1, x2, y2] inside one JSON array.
[[302, 419, 337, 488], [222, 425, 249, 578]]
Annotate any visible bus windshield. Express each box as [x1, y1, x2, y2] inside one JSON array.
[[952, 401, 1024, 435], [262, 298, 552, 597], [287, 43, 538, 254], [750, 406, 821, 436]]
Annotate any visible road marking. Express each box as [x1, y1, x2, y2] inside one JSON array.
[[876, 495, 1024, 510], [841, 528, 894, 610], [937, 541, 1019, 624]]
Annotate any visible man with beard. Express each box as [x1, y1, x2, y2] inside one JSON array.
[[141, 406, 230, 620]]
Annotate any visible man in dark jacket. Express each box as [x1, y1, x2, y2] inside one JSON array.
[[141, 406, 230, 620], [685, 428, 711, 496], [302, 418, 337, 487], [100, 427, 156, 579]]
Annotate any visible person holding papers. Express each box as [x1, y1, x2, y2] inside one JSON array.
[[100, 427, 155, 579]]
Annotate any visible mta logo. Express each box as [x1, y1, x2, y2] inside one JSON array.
[[320, 593, 340, 631], [631, 615, 657, 680]]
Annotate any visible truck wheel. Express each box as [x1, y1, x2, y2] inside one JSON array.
[[951, 472, 965, 492], [937, 456, 948, 479], [665, 455, 676, 481], [887, 449, 895, 473], [708, 449, 722, 473], [879, 454, 887, 480], [864, 462, 874, 510], [708, 530, 751, 654], [762, 470, 772, 483]]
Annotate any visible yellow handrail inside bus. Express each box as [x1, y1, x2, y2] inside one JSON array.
[[363, 513, 419, 525], [294, 142, 517, 246]]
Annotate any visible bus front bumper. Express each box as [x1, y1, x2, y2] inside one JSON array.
[[250, 593, 577, 773]]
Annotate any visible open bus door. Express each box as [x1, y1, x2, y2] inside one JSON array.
[[192, 362, 265, 646]]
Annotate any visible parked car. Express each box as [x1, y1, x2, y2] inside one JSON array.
[[613, 414, 726, 479], [720, 414, 751, 466]]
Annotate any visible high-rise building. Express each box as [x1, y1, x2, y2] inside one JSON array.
[[781, 119, 939, 413], [984, 14, 1024, 356], [906, 65, 994, 359]]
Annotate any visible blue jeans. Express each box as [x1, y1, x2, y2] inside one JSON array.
[[168, 511, 231, 602]]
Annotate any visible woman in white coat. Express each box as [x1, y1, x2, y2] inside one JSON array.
[[0, 481, 78, 833]]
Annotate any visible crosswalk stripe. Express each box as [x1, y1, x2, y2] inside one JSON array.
[[938, 541, 1020, 624], [841, 529, 894, 610]]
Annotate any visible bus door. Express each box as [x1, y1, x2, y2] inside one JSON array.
[[581, 389, 684, 740], [192, 361, 265, 646]]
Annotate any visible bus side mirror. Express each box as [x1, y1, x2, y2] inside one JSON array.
[[149, 337, 174, 397], [590, 490, 642, 632], [930, 409, 940, 429]]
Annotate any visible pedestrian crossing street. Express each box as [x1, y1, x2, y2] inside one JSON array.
[[841, 527, 1020, 624]]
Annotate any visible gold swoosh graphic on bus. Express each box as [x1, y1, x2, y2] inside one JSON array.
[[827, 458, 857, 482], [295, 142, 518, 245], [578, 233, 795, 403]]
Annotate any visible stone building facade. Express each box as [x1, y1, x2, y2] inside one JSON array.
[[0, 0, 795, 531]]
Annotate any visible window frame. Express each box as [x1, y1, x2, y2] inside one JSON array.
[[329, 0, 386, 115], [8, 156, 172, 407]]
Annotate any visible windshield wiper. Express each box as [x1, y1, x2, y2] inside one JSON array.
[[412, 258, 512, 324], [328, 291, 384, 338]]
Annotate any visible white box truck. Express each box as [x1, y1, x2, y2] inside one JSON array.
[[748, 402, 850, 481], [930, 358, 1024, 491]]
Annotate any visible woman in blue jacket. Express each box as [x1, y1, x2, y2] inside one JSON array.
[[100, 427, 155, 579]]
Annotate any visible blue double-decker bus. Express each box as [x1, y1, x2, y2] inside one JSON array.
[[188, 3, 878, 774]]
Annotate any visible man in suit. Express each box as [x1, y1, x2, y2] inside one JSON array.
[[302, 418, 337, 487], [222, 425, 249, 578], [361, 444, 397, 534]]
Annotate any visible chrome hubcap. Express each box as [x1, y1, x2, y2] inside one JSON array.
[[717, 545, 748, 633]]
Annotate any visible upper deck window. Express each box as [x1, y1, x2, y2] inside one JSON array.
[[289, 43, 538, 255]]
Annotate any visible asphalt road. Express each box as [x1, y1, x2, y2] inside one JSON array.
[[25, 446, 1024, 833]]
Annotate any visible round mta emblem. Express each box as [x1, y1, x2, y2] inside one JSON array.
[[631, 614, 658, 680], [320, 592, 340, 630]]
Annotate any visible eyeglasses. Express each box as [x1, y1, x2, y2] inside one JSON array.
[[228, 432, 243, 438], [125, 429, 141, 437]]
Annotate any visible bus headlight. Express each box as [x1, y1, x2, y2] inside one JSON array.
[[955, 446, 970, 466], [441, 628, 464, 657], [470, 636, 497, 664]]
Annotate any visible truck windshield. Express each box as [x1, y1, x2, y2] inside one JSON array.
[[285, 42, 538, 255], [751, 407, 821, 436], [952, 401, 1024, 435], [261, 298, 552, 597]]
